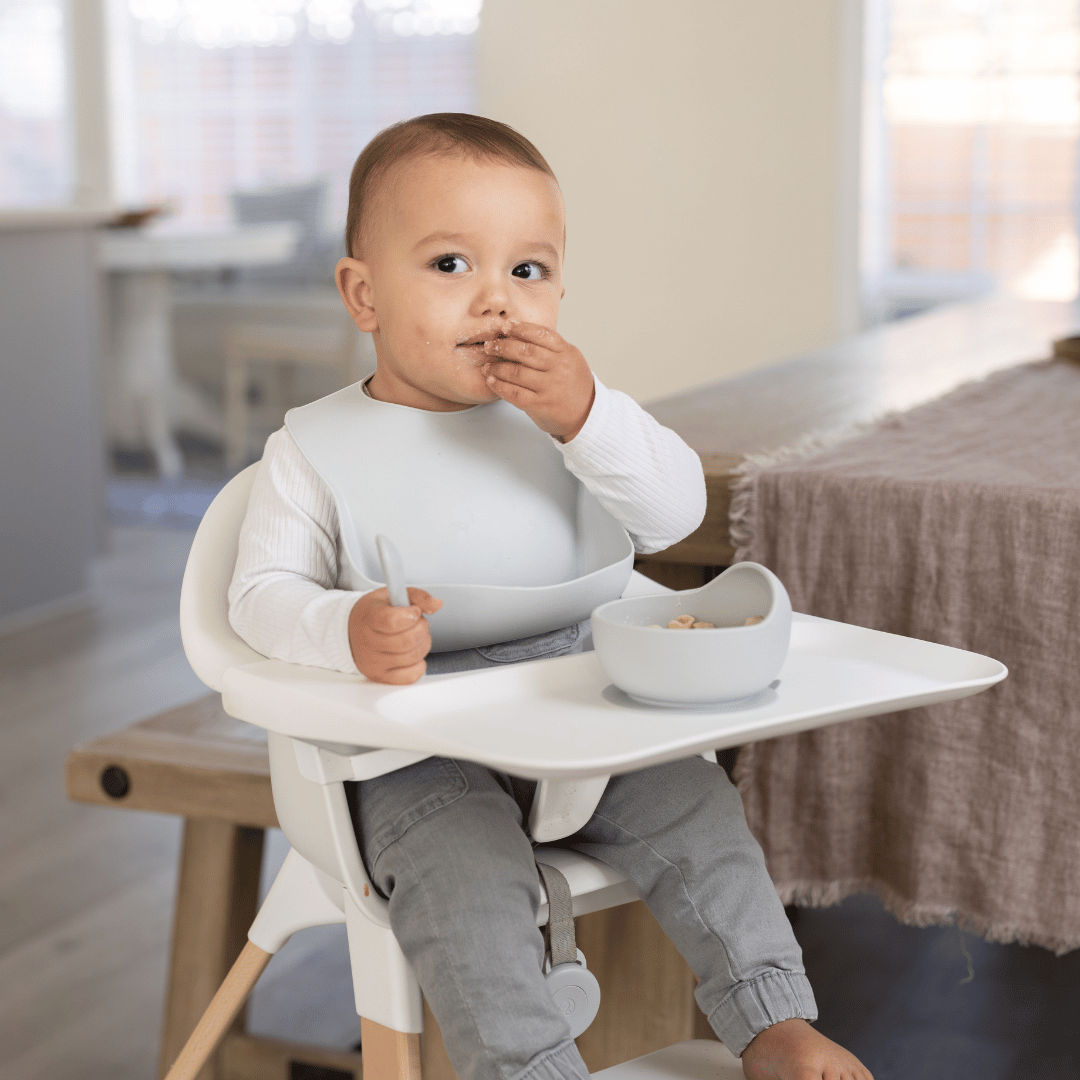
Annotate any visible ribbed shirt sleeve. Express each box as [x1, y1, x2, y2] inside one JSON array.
[[553, 377, 706, 554], [227, 427, 361, 674]]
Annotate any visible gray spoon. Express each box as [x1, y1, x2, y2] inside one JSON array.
[[375, 534, 410, 608]]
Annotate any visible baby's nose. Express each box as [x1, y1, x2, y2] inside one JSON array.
[[474, 274, 512, 318]]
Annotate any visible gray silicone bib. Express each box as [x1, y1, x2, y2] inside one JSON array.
[[285, 384, 634, 652]]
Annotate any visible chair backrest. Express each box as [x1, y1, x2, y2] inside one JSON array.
[[177, 462, 383, 911], [179, 463, 266, 692]]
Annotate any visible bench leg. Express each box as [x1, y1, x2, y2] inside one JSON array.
[[158, 819, 265, 1080]]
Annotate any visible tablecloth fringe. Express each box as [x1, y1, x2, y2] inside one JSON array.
[[728, 424, 874, 564]]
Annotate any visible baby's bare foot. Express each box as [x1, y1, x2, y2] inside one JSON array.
[[741, 1018, 873, 1080]]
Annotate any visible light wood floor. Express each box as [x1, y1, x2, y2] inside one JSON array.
[[0, 525, 362, 1080]]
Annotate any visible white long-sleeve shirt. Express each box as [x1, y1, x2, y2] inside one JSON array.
[[228, 377, 706, 673]]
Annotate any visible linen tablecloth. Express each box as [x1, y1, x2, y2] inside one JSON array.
[[729, 358, 1080, 953]]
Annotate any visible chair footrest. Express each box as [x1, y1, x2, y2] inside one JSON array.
[[594, 1040, 744, 1080]]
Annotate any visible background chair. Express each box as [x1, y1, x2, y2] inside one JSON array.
[[217, 178, 368, 469], [170, 465, 745, 1080], [230, 178, 339, 289], [223, 316, 360, 470]]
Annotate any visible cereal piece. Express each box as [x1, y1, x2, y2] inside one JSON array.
[[647, 624, 663, 629], [667, 619, 691, 629], [744, 615, 764, 626], [672, 614, 695, 627], [692, 620, 715, 629]]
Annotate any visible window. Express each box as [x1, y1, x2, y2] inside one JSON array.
[[110, 0, 480, 231], [0, 0, 71, 207], [862, 0, 1080, 321]]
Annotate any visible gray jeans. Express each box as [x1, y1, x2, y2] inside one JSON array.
[[353, 760, 816, 1080], [350, 626, 815, 1080]]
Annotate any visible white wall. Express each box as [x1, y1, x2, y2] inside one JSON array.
[[477, 0, 863, 402]]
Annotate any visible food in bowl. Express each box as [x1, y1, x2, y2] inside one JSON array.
[[591, 563, 792, 706], [648, 614, 761, 629]]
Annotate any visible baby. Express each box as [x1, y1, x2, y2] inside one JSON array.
[[229, 113, 872, 1080]]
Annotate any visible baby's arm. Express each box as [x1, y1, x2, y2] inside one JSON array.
[[229, 429, 439, 681], [555, 380, 706, 552], [229, 429, 359, 672], [482, 323, 705, 552]]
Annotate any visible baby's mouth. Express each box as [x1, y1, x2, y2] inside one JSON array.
[[457, 332, 507, 349], [457, 320, 513, 350]]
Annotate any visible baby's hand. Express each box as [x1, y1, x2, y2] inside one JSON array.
[[348, 587, 442, 685], [482, 321, 595, 442]]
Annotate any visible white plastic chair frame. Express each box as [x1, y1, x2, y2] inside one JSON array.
[[167, 464, 646, 1080]]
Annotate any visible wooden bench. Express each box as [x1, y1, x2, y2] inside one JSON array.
[[65, 694, 711, 1080]]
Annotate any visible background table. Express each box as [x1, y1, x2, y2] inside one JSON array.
[[99, 223, 300, 478], [637, 296, 1079, 585]]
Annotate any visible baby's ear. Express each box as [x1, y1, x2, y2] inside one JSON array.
[[336, 258, 378, 332]]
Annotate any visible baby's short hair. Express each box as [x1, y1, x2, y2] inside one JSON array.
[[345, 112, 558, 258]]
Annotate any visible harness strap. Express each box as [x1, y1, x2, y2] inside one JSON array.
[[536, 861, 577, 968]]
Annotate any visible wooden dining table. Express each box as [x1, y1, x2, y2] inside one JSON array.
[[636, 296, 1079, 586]]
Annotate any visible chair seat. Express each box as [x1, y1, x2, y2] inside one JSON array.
[[594, 1039, 744, 1080], [532, 846, 639, 921]]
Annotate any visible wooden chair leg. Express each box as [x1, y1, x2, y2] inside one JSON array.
[[163, 940, 272, 1080], [420, 999, 458, 1080], [361, 1017, 423, 1080]]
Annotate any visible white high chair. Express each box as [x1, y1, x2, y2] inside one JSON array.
[[168, 463, 745, 1080]]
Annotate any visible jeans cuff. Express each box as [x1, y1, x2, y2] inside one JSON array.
[[706, 970, 818, 1057], [507, 1039, 590, 1080]]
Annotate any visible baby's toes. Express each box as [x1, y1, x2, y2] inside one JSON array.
[[821, 1057, 872, 1080], [835, 1066, 873, 1080]]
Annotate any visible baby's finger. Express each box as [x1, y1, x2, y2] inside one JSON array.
[[368, 620, 430, 655], [406, 587, 443, 613], [486, 373, 540, 409], [483, 334, 550, 370], [482, 359, 545, 392], [369, 603, 427, 633], [502, 321, 565, 352], [376, 659, 427, 685]]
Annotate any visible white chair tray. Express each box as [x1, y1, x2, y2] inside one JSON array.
[[221, 613, 1005, 780]]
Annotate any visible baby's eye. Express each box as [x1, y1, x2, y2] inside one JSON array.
[[434, 255, 469, 274], [512, 261, 547, 281]]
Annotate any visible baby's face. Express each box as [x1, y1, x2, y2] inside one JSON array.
[[357, 154, 565, 410]]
